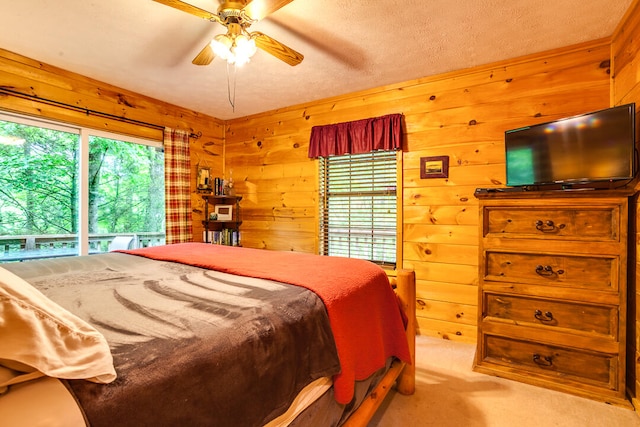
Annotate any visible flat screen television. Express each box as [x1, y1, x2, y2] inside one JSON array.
[[505, 103, 636, 188]]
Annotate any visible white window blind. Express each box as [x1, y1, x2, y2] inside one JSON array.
[[319, 151, 397, 267]]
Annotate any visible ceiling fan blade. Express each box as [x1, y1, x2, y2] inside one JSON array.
[[243, 0, 295, 21], [192, 42, 215, 66], [153, 0, 218, 21], [253, 31, 303, 66]]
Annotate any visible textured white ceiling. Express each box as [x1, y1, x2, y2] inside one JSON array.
[[0, 0, 633, 120]]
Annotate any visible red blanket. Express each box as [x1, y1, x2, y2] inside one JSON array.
[[122, 243, 410, 404]]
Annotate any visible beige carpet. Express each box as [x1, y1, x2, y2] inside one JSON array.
[[370, 336, 640, 427]]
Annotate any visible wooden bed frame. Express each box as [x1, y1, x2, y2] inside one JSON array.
[[344, 269, 416, 426]]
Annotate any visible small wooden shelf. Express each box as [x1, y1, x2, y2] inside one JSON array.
[[202, 194, 242, 246]]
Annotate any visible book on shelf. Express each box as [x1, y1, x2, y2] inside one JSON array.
[[203, 229, 240, 246]]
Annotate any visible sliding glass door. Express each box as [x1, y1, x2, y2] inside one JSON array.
[[88, 133, 165, 251], [0, 113, 165, 262]]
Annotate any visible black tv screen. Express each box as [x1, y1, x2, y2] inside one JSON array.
[[505, 103, 636, 187]]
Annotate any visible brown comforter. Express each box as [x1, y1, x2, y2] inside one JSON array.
[[5, 252, 341, 427], [124, 243, 411, 405]]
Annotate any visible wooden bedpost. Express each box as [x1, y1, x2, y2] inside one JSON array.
[[395, 269, 416, 395], [343, 269, 417, 426]]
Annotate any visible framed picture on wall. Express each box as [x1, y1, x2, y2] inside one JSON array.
[[420, 156, 449, 179], [214, 205, 233, 221]]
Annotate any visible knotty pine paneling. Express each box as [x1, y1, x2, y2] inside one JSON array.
[[405, 261, 478, 287], [405, 164, 505, 188], [0, 38, 618, 346], [612, 0, 640, 88], [403, 205, 477, 226], [226, 39, 611, 344], [612, 0, 640, 410], [403, 224, 478, 246], [417, 318, 477, 341], [404, 185, 480, 208], [416, 299, 476, 326], [403, 242, 478, 265], [0, 47, 225, 243], [416, 280, 478, 306]]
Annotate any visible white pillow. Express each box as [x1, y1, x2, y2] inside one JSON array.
[[0, 266, 116, 384]]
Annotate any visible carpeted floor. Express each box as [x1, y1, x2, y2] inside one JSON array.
[[369, 335, 640, 426]]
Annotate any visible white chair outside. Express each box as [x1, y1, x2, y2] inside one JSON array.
[[109, 235, 136, 251]]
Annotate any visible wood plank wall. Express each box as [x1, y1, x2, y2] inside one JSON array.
[[225, 40, 612, 342], [0, 47, 225, 242], [612, 0, 640, 410], [0, 37, 617, 345]]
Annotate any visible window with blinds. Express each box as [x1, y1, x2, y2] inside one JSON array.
[[319, 151, 397, 267]]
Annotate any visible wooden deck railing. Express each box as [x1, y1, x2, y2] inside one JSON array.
[[0, 232, 165, 262]]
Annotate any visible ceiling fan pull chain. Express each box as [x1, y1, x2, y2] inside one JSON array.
[[227, 62, 237, 112]]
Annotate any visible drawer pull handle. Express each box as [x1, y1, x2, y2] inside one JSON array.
[[534, 265, 565, 277], [534, 220, 565, 233], [532, 353, 553, 367], [535, 265, 556, 276], [534, 309, 554, 322]]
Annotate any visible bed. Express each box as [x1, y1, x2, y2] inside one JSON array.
[[0, 243, 415, 426]]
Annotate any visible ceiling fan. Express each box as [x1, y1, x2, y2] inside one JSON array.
[[153, 0, 304, 66]]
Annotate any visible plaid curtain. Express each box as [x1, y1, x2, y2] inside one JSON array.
[[164, 128, 192, 244]]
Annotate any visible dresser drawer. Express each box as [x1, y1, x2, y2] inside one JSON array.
[[482, 335, 617, 389], [484, 251, 617, 291], [483, 293, 618, 338], [483, 206, 619, 241]]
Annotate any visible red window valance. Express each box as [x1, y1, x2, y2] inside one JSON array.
[[308, 113, 403, 158]]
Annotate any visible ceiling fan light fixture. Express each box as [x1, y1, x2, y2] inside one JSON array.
[[211, 34, 233, 60], [211, 31, 257, 66], [233, 35, 257, 61]]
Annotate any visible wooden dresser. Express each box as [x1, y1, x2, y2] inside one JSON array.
[[473, 190, 633, 407]]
